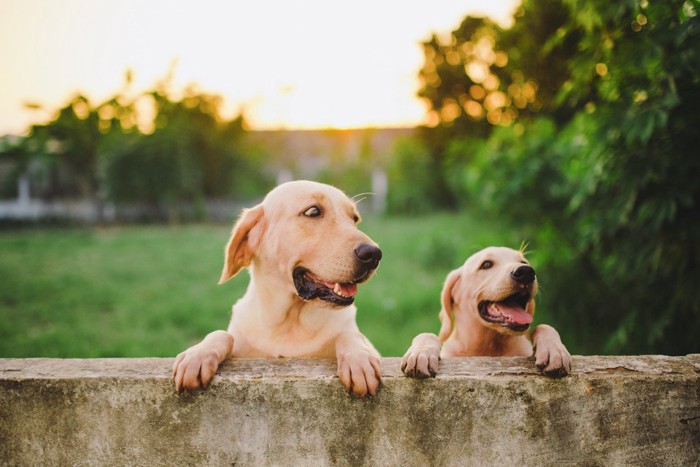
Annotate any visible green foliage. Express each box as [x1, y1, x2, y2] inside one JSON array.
[[100, 86, 269, 218], [439, 0, 700, 354], [400, 0, 582, 214], [459, 118, 570, 219], [315, 163, 372, 201], [386, 137, 447, 214], [0, 138, 28, 198], [5, 94, 107, 198], [418, 0, 577, 135], [1, 72, 271, 218]]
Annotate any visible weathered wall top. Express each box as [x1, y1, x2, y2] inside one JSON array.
[[1, 355, 699, 466]]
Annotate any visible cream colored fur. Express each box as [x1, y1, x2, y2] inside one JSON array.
[[173, 181, 382, 398], [401, 247, 571, 378]]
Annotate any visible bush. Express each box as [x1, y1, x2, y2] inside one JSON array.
[[420, 0, 700, 354], [387, 138, 444, 214]]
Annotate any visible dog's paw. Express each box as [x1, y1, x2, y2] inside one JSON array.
[[534, 339, 572, 378], [401, 345, 440, 379], [337, 350, 382, 399], [401, 333, 441, 379], [173, 345, 221, 393]]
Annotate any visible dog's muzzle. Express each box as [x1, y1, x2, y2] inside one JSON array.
[[292, 244, 381, 307], [478, 289, 534, 333]]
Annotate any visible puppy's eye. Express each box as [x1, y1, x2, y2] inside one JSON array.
[[303, 206, 322, 218], [479, 260, 493, 270], [353, 214, 360, 223]]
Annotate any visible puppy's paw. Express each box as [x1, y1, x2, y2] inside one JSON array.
[[401, 346, 440, 379], [173, 345, 222, 393], [534, 339, 572, 378], [401, 333, 441, 379], [337, 350, 382, 399]]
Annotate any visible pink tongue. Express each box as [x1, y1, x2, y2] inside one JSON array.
[[336, 283, 357, 297], [491, 303, 533, 325], [322, 280, 358, 298]]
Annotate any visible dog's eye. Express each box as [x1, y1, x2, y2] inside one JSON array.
[[479, 260, 494, 270], [353, 214, 360, 224], [303, 206, 322, 218]]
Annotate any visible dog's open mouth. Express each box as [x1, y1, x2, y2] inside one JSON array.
[[292, 267, 364, 307], [478, 292, 534, 332]]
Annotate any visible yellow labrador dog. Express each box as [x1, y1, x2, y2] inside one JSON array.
[[401, 246, 571, 378], [173, 181, 383, 398]]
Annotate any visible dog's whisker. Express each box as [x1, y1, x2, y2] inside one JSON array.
[[519, 241, 530, 255], [351, 192, 375, 205]]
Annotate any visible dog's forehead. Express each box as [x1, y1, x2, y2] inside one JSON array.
[[263, 181, 354, 214], [466, 247, 527, 268]]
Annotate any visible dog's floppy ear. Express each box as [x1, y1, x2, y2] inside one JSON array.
[[218, 204, 265, 284], [438, 269, 462, 342]]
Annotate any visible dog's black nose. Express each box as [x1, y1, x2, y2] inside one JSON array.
[[511, 265, 536, 284], [355, 243, 382, 266]]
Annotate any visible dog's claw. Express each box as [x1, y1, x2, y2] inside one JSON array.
[[337, 349, 382, 399], [534, 338, 572, 378], [173, 346, 223, 392], [544, 367, 567, 378], [401, 342, 440, 379]]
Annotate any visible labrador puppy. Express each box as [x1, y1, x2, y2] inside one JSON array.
[[173, 180, 383, 398], [401, 246, 571, 378]]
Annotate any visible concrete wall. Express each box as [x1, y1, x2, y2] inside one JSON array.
[[1, 356, 698, 466]]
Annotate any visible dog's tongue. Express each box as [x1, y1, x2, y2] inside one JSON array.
[[333, 282, 357, 298], [489, 302, 533, 325], [322, 279, 357, 298]]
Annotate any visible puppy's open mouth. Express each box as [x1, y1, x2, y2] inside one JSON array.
[[478, 292, 534, 332], [293, 267, 367, 307]]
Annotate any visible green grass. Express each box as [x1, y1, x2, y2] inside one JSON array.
[[0, 212, 524, 358]]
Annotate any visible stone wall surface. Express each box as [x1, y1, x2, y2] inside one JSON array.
[[1, 355, 699, 466]]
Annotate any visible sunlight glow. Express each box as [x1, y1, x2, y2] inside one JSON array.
[[0, 0, 519, 134]]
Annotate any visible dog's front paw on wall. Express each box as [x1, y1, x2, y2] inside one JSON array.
[[337, 350, 382, 399], [401, 346, 440, 379], [173, 346, 222, 393], [534, 339, 572, 378], [400, 333, 441, 379]]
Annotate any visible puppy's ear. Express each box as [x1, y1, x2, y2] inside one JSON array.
[[218, 204, 265, 284], [438, 269, 462, 342]]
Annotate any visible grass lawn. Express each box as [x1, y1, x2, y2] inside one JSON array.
[[0, 212, 528, 358]]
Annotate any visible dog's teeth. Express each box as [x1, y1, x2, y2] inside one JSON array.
[[333, 283, 346, 298]]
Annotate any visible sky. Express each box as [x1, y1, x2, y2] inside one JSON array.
[[0, 0, 519, 135]]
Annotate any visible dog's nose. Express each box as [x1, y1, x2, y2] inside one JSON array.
[[355, 243, 382, 266], [511, 265, 536, 284]]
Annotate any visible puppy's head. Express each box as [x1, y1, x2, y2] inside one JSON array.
[[218, 180, 381, 307], [438, 246, 538, 340]]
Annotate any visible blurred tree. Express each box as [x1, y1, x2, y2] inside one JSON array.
[[449, 0, 700, 354], [0, 71, 269, 221], [12, 94, 115, 198], [386, 137, 443, 214], [101, 79, 268, 220], [407, 0, 579, 212], [548, 0, 700, 354]]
